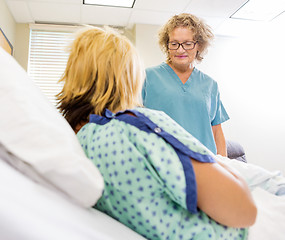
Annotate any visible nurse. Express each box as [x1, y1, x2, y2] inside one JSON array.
[[143, 13, 229, 156]]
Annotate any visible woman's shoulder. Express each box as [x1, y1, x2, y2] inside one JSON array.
[[135, 107, 179, 129], [135, 107, 168, 119], [193, 68, 217, 83], [193, 68, 218, 90], [146, 62, 169, 74]]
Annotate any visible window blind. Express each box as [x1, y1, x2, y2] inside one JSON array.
[[28, 26, 76, 106]]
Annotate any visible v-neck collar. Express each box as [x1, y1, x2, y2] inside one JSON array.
[[162, 62, 195, 89]]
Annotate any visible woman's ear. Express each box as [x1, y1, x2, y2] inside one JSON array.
[[196, 41, 201, 51], [196, 50, 199, 58]]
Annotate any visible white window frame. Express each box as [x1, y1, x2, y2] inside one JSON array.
[[28, 24, 82, 106]]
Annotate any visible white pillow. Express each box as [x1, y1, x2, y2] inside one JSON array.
[[0, 47, 104, 208], [0, 158, 145, 240]]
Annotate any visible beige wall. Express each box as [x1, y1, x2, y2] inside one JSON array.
[[15, 23, 30, 70], [134, 24, 164, 68], [0, 0, 16, 48], [0, 0, 29, 70]]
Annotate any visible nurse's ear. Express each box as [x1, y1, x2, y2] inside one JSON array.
[[195, 43, 203, 61], [196, 51, 200, 58], [196, 50, 204, 61]]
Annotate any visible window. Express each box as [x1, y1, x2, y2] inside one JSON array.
[[28, 24, 80, 106], [28, 24, 128, 106]]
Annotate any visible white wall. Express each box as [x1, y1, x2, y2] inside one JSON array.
[[199, 21, 285, 174], [135, 22, 285, 174]]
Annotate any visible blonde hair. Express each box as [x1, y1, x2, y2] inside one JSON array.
[[57, 26, 145, 130], [158, 13, 214, 63]]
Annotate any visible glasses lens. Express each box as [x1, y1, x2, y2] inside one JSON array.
[[168, 42, 179, 50], [182, 42, 195, 50]]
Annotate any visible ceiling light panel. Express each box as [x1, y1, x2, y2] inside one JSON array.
[[83, 0, 135, 8], [231, 0, 285, 21]]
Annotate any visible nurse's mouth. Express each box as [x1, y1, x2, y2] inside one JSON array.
[[176, 55, 187, 58]]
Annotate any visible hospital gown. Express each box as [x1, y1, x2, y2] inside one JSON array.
[[77, 107, 248, 240]]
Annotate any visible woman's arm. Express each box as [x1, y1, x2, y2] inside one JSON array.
[[212, 124, 227, 156], [191, 159, 257, 228]]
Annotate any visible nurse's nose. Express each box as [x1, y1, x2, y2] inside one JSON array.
[[177, 44, 185, 52]]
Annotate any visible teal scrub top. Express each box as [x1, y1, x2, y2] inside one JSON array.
[[142, 63, 229, 154]]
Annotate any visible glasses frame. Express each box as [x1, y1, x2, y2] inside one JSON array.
[[167, 41, 198, 50]]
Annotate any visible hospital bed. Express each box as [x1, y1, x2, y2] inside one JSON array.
[[0, 47, 284, 240]]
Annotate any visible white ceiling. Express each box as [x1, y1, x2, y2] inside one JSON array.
[[5, 0, 249, 31]]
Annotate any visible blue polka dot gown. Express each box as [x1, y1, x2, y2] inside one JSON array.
[[77, 108, 248, 240]]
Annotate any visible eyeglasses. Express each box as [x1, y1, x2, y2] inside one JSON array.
[[167, 41, 197, 50]]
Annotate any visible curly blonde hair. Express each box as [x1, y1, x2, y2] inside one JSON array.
[[57, 26, 145, 130], [158, 13, 214, 63]]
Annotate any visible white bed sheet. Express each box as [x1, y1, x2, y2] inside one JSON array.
[[0, 159, 146, 240], [249, 187, 285, 240], [216, 156, 285, 240]]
